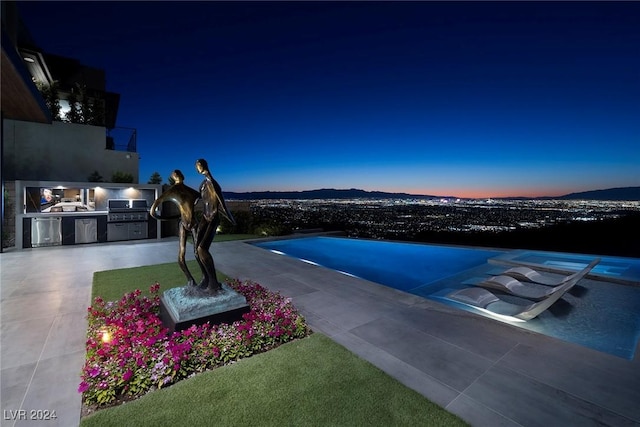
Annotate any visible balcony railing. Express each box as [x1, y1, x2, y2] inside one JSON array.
[[106, 127, 137, 152]]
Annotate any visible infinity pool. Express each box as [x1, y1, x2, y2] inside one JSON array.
[[253, 236, 640, 360], [254, 236, 503, 292]]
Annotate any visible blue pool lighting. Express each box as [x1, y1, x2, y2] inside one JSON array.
[[253, 236, 640, 359]]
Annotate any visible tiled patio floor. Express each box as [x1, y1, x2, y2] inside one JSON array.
[[1, 238, 639, 426]]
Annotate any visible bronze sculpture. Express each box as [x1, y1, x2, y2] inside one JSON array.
[[149, 169, 200, 287], [194, 158, 235, 292], [149, 159, 235, 294]]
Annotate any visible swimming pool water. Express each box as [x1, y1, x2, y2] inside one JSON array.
[[506, 251, 640, 285], [254, 236, 503, 292], [253, 236, 640, 359]]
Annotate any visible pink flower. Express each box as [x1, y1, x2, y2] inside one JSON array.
[[79, 280, 309, 406], [136, 320, 145, 333]]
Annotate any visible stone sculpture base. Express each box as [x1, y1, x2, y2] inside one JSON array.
[[160, 283, 250, 333]]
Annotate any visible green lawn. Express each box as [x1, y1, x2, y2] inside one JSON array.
[[212, 233, 261, 242], [92, 259, 226, 301], [85, 236, 467, 426], [81, 334, 466, 427], [92, 234, 258, 301]]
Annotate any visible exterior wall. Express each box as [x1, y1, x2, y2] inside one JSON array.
[[2, 181, 16, 248], [2, 119, 139, 183]]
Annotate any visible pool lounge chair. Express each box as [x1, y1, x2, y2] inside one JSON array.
[[498, 258, 601, 286], [445, 281, 574, 321], [446, 258, 600, 321], [476, 258, 600, 301]]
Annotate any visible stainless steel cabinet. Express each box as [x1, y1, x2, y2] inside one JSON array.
[[75, 218, 98, 244], [107, 222, 148, 241], [107, 223, 129, 241], [31, 217, 62, 247], [129, 222, 148, 240]]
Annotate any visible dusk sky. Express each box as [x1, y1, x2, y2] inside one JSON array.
[[17, 1, 640, 198]]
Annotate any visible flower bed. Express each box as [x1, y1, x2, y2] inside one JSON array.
[[80, 280, 311, 407]]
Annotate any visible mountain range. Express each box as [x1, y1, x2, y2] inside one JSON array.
[[556, 187, 640, 201], [224, 186, 640, 201]]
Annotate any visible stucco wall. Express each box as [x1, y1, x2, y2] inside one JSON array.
[[2, 119, 139, 182]]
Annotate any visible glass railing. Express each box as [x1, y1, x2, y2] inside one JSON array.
[[106, 127, 137, 152]]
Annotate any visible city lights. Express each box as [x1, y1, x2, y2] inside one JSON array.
[[245, 197, 639, 250]]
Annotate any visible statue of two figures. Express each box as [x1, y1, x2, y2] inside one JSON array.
[[150, 158, 235, 295]]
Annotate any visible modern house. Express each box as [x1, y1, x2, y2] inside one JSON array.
[[1, 2, 159, 250]]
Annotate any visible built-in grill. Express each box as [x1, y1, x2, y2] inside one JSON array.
[[107, 199, 149, 241]]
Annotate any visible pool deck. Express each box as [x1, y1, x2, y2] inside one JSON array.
[[2, 237, 639, 426]]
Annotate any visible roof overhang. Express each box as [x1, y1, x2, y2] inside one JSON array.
[[1, 29, 51, 123]]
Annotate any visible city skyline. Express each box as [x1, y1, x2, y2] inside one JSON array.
[[17, 1, 640, 198]]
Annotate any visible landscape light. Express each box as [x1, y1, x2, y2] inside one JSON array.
[[100, 329, 112, 343]]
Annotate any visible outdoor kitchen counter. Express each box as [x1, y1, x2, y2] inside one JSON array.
[[20, 212, 157, 248], [23, 211, 109, 217]]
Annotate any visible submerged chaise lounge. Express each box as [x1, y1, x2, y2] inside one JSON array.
[[498, 258, 601, 286], [475, 258, 600, 301], [446, 258, 600, 321]]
